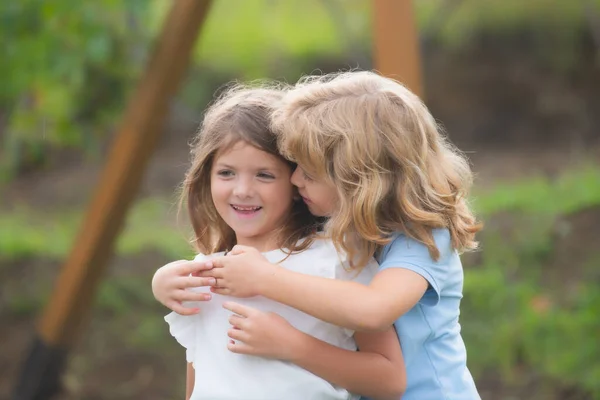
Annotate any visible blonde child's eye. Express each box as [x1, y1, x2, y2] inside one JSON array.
[[303, 171, 313, 182], [217, 170, 234, 177]]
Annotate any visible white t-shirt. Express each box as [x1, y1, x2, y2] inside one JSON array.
[[165, 238, 378, 400]]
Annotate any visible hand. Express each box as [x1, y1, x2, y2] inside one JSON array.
[[194, 245, 279, 298], [151, 259, 216, 315], [223, 302, 303, 361]]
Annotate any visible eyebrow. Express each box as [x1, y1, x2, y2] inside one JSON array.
[[213, 163, 283, 173]]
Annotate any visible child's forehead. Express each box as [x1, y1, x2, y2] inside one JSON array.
[[290, 150, 328, 177], [213, 139, 289, 169]]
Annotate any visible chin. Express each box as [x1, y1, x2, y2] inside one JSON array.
[[307, 207, 325, 217], [233, 229, 264, 241]]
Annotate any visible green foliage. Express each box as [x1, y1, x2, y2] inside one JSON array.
[[2, 0, 598, 182], [0, 197, 193, 261], [463, 262, 600, 397], [6, 291, 45, 316], [461, 165, 600, 397], [474, 165, 600, 216], [0, 0, 150, 180]]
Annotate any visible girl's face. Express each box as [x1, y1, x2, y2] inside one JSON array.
[[211, 141, 295, 252], [290, 166, 338, 217]]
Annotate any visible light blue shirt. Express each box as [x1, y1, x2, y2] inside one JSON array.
[[373, 229, 480, 400]]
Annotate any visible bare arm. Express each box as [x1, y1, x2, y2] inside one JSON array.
[[263, 267, 427, 331], [290, 329, 406, 399], [224, 302, 406, 400], [207, 247, 428, 331], [185, 363, 194, 400]]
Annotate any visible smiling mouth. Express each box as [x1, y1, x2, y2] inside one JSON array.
[[231, 205, 262, 212], [301, 196, 311, 204]]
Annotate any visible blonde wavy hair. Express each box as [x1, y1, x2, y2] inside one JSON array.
[[182, 83, 319, 255], [272, 71, 482, 268]]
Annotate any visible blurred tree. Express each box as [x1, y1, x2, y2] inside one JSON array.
[[0, 0, 151, 181]]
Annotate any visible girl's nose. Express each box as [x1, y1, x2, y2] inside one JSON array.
[[232, 178, 254, 198]]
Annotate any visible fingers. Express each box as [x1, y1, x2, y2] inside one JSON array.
[[229, 244, 262, 255], [210, 287, 231, 296], [179, 261, 214, 275], [228, 314, 247, 329], [222, 301, 254, 317], [178, 276, 216, 288], [207, 257, 227, 269], [227, 327, 250, 342], [192, 269, 225, 279], [175, 290, 212, 303], [230, 245, 253, 255], [227, 339, 254, 355], [166, 301, 199, 316]]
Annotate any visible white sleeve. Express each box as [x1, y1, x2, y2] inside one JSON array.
[[164, 312, 197, 366]]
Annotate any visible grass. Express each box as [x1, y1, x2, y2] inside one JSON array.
[[473, 164, 600, 216], [0, 197, 194, 262]]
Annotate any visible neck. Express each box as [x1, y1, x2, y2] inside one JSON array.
[[234, 235, 281, 253]]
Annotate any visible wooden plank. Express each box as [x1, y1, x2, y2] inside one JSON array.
[[13, 3, 213, 399], [372, 0, 424, 97], [36, 0, 211, 346]]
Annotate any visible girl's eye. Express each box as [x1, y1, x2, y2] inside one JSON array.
[[217, 170, 234, 177], [257, 172, 275, 179]]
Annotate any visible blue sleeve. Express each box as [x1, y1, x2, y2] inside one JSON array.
[[378, 229, 454, 306]]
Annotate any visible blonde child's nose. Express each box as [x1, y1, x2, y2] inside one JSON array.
[[291, 168, 303, 187]]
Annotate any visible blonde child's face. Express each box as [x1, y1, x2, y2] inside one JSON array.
[[211, 141, 295, 252], [290, 166, 338, 217]]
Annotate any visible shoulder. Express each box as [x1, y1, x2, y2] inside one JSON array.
[[297, 236, 340, 259], [381, 228, 452, 263], [379, 229, 460, 302], [311, 237, 380, 283]]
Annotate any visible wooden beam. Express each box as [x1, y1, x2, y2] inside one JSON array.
[[372, 0, 424, 98], [13, 1, 212, 399]]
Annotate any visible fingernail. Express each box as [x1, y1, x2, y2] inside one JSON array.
[[208, 278, 216, 285], [204, 293, 212, 301]]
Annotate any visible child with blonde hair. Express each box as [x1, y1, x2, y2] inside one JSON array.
[[157, 82, 406, 400]]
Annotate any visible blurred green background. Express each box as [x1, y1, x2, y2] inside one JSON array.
[[1, 1, 599, 399]]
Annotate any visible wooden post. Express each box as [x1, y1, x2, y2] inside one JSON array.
[[13, 1, 212, 399], [372, 0, 424, 98]]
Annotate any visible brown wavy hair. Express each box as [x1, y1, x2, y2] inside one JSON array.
[[272, 71, 482, 268], [182, 83, 319, 255]]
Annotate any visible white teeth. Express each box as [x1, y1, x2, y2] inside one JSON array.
[[232, 205, 261, 211]]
